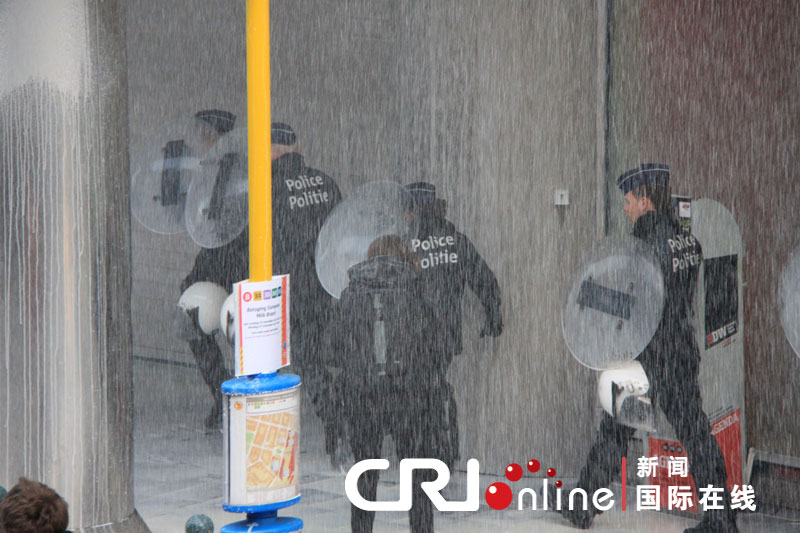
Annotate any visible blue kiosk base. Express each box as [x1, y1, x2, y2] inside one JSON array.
[[220, 510, 302, 532], [221, 373, 304, 532]]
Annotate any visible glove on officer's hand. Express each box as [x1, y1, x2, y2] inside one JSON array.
[[479, 319, 503, 338]]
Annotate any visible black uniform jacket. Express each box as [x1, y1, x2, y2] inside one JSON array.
[[411, 214, 502, 356], [633, 210, 704, 384], [184, 152, 341, 315], [272, 152, 341, 311], [182, 228, 249, 293]]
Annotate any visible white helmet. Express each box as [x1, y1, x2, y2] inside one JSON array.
[[219, 292, 237, 344], [178, 282, 229, 335], [597, 360, 655, 432]]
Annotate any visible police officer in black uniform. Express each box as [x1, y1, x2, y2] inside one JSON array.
[[560, 164, 736, 533], [270, 122, 342, 452], [322, 235, 447, 533], [181, 109, 242, 429], [182, 120, 341, 431], [404, 182, 503, 467]]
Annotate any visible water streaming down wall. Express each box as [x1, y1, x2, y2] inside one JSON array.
[[267, 0, 610, 475], [0, 1, 148, 531], [122, 0, 800, 518], [125, 0, 604, 476]]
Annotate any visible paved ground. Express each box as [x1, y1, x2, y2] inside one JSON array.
[[133, 358, 800, 532]]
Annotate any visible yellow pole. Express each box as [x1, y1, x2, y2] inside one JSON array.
[[247, 0, 272, 281]]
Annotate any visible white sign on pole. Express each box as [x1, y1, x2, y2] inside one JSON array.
[[234, 275, 291, 376]]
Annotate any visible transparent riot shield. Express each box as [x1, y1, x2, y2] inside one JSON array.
[[779, 244, 800, 358], [315, 181, 417, 299], [184, 127, 249, 249], [562, 235, 665, 370], [130, 117, 209, 234]]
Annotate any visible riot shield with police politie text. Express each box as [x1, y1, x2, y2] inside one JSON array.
[[315, 181, 418, 299], [562, 235, 665, 371]]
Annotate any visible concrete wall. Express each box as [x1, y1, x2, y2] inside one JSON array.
[[270, 0, 604, 473], [125, 0, 603, 475], [126, 0, 800, 480], [1, 1, 147, 530]]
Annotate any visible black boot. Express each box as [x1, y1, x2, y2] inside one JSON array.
[[204, 398, 223, 430], [204, 387, 225, 430], [188, 333, 231, 430], [323, 421, 351, 471]]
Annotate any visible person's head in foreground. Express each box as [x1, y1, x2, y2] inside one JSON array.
[[0, 477, 69, 533]]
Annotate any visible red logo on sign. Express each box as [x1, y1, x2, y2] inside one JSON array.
[[243, 292, 252, 302]]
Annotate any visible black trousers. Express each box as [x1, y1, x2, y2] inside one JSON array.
[[347, 378, 447, 533], [577, 348, 730, 514], [188, 333, 231, 409], [187, 304, 336, 431], [284, 311, 339, 447]]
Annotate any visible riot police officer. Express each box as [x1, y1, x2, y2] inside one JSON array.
[[404, 182, 503, 467], [181, 120, 341, 430], [560, 164, 736, 533], [180, 109, 243, 429], [270, 122, 342, 452]]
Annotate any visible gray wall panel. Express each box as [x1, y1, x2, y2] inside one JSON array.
[[126, 0, 605, 477]]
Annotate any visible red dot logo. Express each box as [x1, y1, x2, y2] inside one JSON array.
[[485, 482, 513, 510], [487, 458, 562, 511], [505, 463, 523, 482], [243, 292, 252, 302]]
